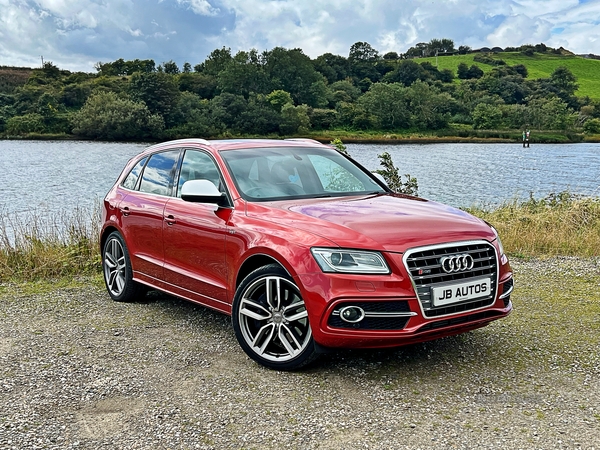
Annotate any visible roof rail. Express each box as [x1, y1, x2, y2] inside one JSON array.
[[284, 138, 323, 145], [168, 138, 211, 146]]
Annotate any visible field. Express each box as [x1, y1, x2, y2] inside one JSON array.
[[421, 52, 600, 99], [0, 66, 33, 93]]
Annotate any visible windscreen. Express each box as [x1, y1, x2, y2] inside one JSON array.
[[221, 146, 386, 201]]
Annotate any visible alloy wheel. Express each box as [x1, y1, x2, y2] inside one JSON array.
[[237, 274, 312, 364], [104, 236, 127, 297]]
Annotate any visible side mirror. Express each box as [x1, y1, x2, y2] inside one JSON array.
[[373, 172, 389, 187], [181, 180, 225, 205]]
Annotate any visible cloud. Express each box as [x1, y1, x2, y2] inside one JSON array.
[[1, 0, 599, 72], [177, 0, 219, 16]]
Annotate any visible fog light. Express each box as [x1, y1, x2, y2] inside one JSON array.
[[339, 306, 365, 323]]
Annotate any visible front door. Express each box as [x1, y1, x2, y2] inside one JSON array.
[[162, 149, 231, 310]]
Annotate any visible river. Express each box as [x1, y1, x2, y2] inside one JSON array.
[[0, 140, 598, 216]]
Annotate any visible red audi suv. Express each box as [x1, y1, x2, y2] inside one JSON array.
[[101, 138, 513, 370]]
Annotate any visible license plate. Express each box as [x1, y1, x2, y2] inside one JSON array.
[[432, 278, 492, 306]]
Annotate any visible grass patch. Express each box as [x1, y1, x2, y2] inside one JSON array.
[[0, 206, 101, 283], [1, 192, 599, 286], [466, 192, 600, 258]]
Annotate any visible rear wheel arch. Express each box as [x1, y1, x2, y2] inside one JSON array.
[[100, 226, 119, 251]]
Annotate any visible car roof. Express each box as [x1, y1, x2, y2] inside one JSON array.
[[141, 138, 329, 155]]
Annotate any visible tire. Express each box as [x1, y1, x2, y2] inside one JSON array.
[[232, 264, 318, 370], [102, 231, 146, 302]]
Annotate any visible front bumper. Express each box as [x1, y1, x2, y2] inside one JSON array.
[[296, 249, 513, 349]]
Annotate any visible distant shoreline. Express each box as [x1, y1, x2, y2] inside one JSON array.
[[1, 133, 599, 144]]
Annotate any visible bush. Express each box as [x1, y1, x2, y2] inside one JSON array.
[[5, 113, 46, 135], [583, 118, 600, 134], [71, 91, 164, 140], [310, 108, 337, 130], [374, 152, 418, 196], [472, 103, 502, 129]]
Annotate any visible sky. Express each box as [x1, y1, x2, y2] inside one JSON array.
[[1, 0, 599, 73]]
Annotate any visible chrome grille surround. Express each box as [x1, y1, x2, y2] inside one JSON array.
[[403, 240, 499, 318]]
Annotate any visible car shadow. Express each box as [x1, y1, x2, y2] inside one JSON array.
[[136, 288, 500, 378]]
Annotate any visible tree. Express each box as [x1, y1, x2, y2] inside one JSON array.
[[348, 42, 381, 83], [472, 103, 503, 129], [512, 64, 528, 78], [42, 62, 61, 78], [236, 94, 281, 135], [478, 69, 529, 104], [348, 42, 379, 62], [6, 113, 46, 135], [439, 69, 454, 83], [328, 80, 361, 106], [217, 49, 269, 98], [383, 52, 399, 60], [163, 60, 180, 75], [199, 47, 233, 76], [129, 71, 180, 126], [210, 93, 248, 130], [406, 81, 451, 129], [264, 47, 323, 106], [165, 92, 223, 138], [60, 83, 92, 108], [358, 83, 410, 130], [583, 118, 600, 134], [178, 72, 217, 99], [428, 38, 455, 54], [279, 103, 310, 135], [466, 65, 484, 79], [95, 58, 156, 76], [550, 66, 578, 96], [71, 91, 164, 139], [313, 53, 349, 84], [405, 42, 429, 58], [457, 62, 470, 79], [528, 97, 575, 130], [384, 60, 427, 86], [310, 108, 337, 130], [266, 90, 293, 112]]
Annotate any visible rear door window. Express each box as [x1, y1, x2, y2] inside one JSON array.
[[139, 151, 180, 196], [122, 157, 148, 190]]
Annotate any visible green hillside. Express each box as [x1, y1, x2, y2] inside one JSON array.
[[422, 52, 600, 99]]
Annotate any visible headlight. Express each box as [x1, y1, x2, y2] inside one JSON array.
[[490, 225, 506, 260], [311, 248, 390, 274]]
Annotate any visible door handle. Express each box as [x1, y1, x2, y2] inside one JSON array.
[[120, 206, 130, 216], [164, 214, 176, 225]]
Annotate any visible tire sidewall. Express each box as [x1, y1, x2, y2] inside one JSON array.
[[232, 264, 317, 371], [102, 231, 137, 302]]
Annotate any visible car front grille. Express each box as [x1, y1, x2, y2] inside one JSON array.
[[404, 241, 498, 318]]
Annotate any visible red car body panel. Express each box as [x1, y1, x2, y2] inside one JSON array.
[[101, 138, 513, 351]]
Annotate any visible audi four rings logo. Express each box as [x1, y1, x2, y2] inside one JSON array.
[[440, 254, 474, 273]]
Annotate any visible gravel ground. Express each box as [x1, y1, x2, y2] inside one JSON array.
[[1, 257, 599, 449]]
